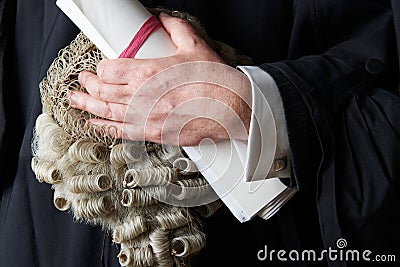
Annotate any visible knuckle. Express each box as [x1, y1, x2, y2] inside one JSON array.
[[102, 103, 113, 119], [189, 35, 204, 49], [138, 66, 158, 81], [171, 15, 191, 26], [148, 126, 162, 142], [111, 67, 127, 80], [180, 32, 203, 51], [175, 17, 188, 25], [99, 60, 127, 81], [135, 68, 154, 82], [95, 83, 106, 99], [115, 109, 126, 122]]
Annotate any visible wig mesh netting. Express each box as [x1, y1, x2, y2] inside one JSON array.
[[31, 9, 252, 267]]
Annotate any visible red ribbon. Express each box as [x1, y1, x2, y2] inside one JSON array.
[[119, 15, 163, 58]]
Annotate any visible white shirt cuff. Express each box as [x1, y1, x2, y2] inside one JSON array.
[[236, 66, 291, 181], [182, 66, 295, 223]]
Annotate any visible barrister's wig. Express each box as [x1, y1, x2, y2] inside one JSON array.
[[31, 9, 252, 267]]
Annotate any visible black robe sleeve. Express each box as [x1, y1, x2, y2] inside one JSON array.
[[259, 0, 400, 263]]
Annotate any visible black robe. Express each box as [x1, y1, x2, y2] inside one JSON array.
[[0, 0, 399, 266]]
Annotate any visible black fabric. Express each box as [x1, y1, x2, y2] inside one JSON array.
[[0, 0, 6, 167], [259, 1, 400, 266], [392, 0, 400, 71], [0, 1, 120, 267], [0, 0, 399, 267]]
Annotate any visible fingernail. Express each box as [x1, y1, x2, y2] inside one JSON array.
[[69, 91, 76, 106], [78, 72, 83, 83], [97, 59, 108, 78]]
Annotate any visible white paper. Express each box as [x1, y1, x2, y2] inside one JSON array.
[[184, 140, 288, 222], [56, 0, 176, 59]]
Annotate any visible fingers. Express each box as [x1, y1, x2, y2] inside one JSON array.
[[96, 58, 136, 84], [88, 119, 124, 139], [78, 71, 134, 104], [159, 12, 206, 52], [88, 119, 157, 144], [96, 58, 162, 85], [87, 119, 177, 145], [89, 13, 217, 87], [88, 117, 228, 146], [69, 91, 127, 122]]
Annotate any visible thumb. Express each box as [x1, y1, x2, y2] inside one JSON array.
[[158, 12, 205, 51]]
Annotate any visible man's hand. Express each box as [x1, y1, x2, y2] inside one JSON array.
[[69, 13, 252, 146]]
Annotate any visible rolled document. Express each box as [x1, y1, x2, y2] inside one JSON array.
[[56, 0, 177, 59]]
